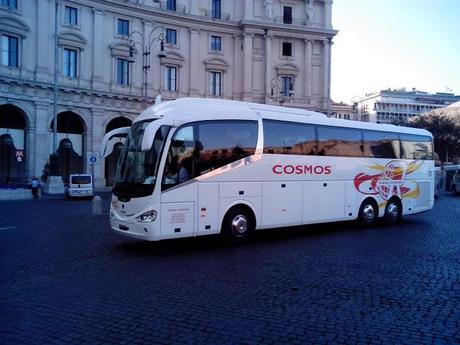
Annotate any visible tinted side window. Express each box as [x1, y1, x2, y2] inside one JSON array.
[[317, 126, 363, 157], [400, 134, 433, 160], [162, 125, 196, 190], [363, 131, 400, 159], [197, 121, 258, 176], [263, 120, 317, 155]]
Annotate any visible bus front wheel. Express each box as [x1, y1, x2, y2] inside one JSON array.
[[222, 206, 254, 241], [358, 199, 378, 226]]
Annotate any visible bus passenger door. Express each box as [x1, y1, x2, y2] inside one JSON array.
[[197, 183, 219, 235], [303, 181, 345, 223]]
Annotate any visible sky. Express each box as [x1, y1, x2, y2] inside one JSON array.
[[331, 0, 460, 103]]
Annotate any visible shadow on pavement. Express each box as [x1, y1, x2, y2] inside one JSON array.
[[113, 216, 428, 258]]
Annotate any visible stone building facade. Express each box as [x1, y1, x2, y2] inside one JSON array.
[[0, 0, 336, 188], [357, 89, 460, 124], [329, 101, 357, 121]]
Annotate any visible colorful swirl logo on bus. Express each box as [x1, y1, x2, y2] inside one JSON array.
[[354, 160, 422, 201]]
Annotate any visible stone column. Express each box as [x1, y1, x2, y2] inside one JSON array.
[[92, 110, 106, 188], [323, 39, 332, 114], [264, 34, 272, 103], [304, 39, 313, 99], [26, 127, 36, 180], [232, 34, 241, 99], [189, 29, 200, 97], [35, 0, 53, 80], [92, 9, 105, 90], [34, 102, 50, 179], [325, 0, 333, 29], [243, 33, 253, 101]]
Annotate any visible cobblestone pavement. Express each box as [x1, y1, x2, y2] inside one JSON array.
[[1, 193, 460, 345]]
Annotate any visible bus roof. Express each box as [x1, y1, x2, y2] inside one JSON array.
[[134, 98, 432, 137]]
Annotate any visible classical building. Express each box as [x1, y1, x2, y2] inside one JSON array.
[[0, 0, 336, 188], [357, 89, 460, 124], [329, 101, 357, 120]]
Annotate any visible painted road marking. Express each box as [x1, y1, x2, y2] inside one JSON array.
[[0, 226, 16, 231]]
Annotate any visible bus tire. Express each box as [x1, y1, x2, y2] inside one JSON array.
[[358, 198, 378, 227], [384, 197, 402, 224], [222, 206, 255, 241]]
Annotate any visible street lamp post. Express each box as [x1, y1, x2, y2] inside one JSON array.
[[128, 26, 166, 108]]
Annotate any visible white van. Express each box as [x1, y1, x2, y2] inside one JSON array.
[[66, 174, 94, 199]]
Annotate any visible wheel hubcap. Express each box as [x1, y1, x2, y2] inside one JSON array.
[[387, 203, 399, 219], [363, 204, 375, 221], [231, 215, 248, 235]]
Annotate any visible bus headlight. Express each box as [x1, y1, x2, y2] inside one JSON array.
[[136, 210, 157, 223]]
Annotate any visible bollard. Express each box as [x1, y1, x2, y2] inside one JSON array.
[[92, 195, 102, 215]]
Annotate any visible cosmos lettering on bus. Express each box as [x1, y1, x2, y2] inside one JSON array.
[[272, 164, 332, 175]]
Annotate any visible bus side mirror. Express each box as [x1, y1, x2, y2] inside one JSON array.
[[102, 127, 130, 157]]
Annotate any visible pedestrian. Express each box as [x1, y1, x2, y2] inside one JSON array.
[[31, 177, 40, 199]]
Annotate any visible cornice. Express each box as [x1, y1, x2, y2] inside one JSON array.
[[241, 20, 338, 37], [0, 75, 144, 105], [71, 0, 338, 37]]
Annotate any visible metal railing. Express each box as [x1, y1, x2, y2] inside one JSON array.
[[203, 10, 230, 20], [158, 0, 187, 14], [273, 16, 306, 26]]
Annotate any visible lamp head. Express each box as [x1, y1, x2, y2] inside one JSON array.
[[158, 41, 166, 58]]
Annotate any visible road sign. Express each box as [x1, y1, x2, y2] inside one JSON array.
[[15, 150, 24, 163], [87, 152, 99, 165]]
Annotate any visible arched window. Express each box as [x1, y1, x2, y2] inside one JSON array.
[[0, 104, 27, 184]]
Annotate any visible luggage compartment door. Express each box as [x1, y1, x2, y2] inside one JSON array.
[[303, 181, 345, 223]]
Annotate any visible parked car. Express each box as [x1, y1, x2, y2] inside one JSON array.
[[66, 174, 94, 199], [451, 170, 460, 195]]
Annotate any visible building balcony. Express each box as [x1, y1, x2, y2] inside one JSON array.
[[202, 10, 231, 21], [157, 0, 187, 14], [273, 16, 307, 26]]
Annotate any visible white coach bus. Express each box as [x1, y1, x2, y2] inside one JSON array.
[[102, 98, 434, 241]]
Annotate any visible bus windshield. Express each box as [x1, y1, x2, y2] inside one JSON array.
[[113, 121, 170, 200]]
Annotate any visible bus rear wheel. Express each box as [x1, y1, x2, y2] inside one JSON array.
[[384, 198, 402, 224], [358, 199, 378, 226], [222, 207, 254, 241]]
